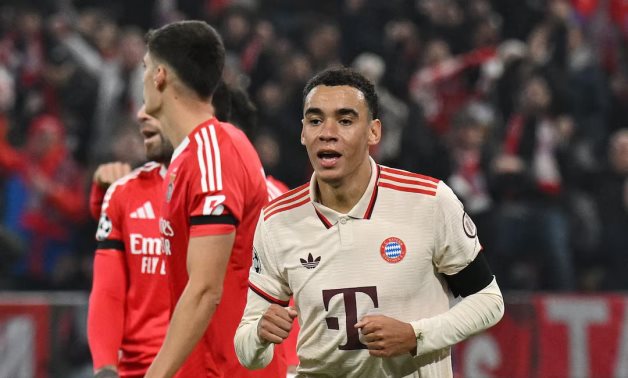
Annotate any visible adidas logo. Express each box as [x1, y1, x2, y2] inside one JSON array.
[[300, 253, 321, 269], [130, 201, 156, 219]]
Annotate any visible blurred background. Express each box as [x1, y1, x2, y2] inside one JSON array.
[[0, 0, 626, 377]]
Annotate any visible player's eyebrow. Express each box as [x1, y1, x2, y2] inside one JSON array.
[[336, 108, 358, 118], [304, 108, 324, 117]]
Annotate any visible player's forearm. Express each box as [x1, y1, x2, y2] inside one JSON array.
[[410, 277, 504, 356], [146, 283, 220, 378], [88, 251, 126, 370], [234, 290, 274, 369]]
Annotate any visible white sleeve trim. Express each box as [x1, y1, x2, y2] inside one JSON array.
[[234, 289, 275, 369], [410, 277, 504, 356]]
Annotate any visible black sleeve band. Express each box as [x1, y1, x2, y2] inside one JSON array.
[[444, 252, 493, 298], [190, 214, 238, 226], [97, 239, 125, 251]]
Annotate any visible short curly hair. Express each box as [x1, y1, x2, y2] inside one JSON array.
[[303, 67, 379, 119]]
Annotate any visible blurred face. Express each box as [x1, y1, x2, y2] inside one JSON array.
[[121, 33, 145, 68], [301, 85, 380, 186], [610, 132, 628, 175], [522, 77, 551, 114], [137, 105, 173, 163], [28, 127, 59, 158]]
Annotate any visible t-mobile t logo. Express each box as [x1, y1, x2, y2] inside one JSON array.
[[322, 286, 378, 350]]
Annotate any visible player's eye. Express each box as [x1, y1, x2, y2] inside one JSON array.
[[308, 118, 323, 126], [339, 118, 353, 126]]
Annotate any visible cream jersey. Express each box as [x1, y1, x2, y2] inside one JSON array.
[[246, 158, 482, 377]]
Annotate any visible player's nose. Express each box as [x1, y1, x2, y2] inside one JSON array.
[[136, 104, 149, 123]]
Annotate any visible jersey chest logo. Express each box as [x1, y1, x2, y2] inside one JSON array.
[[300, 253, 321, 269], [380, 237, 406, 263], [130, 201, 156, 219]]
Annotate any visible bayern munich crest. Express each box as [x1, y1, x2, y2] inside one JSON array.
[[380, 237, 407, 263]]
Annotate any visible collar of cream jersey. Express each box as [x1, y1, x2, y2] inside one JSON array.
[[170, 117, 217, 163], [310, 156, 380, 229]]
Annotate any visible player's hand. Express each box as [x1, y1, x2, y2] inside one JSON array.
[[355, 315, 417, 358], [93, 162, 131, 188], [257, 304, 297, 344]]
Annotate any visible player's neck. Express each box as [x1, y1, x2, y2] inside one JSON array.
[[316, 158, 372, 214], [161, 98, 215, 148]]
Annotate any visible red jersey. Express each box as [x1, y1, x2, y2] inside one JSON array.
[[160, 118, 286, 377], [89, 162, 170, 378]]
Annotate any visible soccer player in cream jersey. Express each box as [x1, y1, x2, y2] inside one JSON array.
[[235, 67, 504, 377]]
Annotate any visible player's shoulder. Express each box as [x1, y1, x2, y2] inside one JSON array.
[[103, 162, 163, 203], [377, 165, 441, 198], [262, 182, 310, 222], [265, 176, 289, 200]]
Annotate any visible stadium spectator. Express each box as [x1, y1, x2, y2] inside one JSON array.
[[2, 114, 86, 289]]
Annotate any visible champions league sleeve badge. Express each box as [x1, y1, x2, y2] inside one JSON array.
[[462, 212, 477, 238], [96, 214, 113, 241], [253, 247, 262, 274]]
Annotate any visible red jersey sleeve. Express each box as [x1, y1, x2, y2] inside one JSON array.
[[95, 183, 125, 251], [87, 249, 127, 370], [185, 140, 244, 237], [89, 182, 107, 220], [88, 183, 128, 370]]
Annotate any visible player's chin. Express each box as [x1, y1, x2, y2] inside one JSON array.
[[145, 147, 164, 162], [314, 169, 343, 185]]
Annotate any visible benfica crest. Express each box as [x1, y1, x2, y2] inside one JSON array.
[[166, 173, 176, 202]]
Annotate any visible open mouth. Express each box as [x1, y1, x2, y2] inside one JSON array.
[[317, 150, 342, 167]]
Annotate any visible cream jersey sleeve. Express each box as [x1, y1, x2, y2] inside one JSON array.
[[409, 181, 504, 356], [234, 213, 292, 369], [432, 181, 483, 275], [410, 277, 504, 356]]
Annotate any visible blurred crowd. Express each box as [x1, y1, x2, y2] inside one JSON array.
[[0, 0, 627, 292]]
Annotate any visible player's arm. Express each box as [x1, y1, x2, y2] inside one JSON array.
[[235, 291, 296, 369], [235, 215, 295, 369], [357, 254, 503, 357], [409, 266, 503, 356], [89, 162, 132, 220], [88, 249, 127, 374], [145, 232, 235, 378], [409, 183, 504, 356], [88, 192, 128, 374]]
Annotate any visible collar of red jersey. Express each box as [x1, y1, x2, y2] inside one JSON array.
[[170, 117, 219, 163], [310, 157, 380, 227]]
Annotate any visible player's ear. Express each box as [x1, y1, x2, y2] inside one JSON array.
[[300, 120, 306, 145], [154, 65, 166, 91], [367, 118, 381, 147]]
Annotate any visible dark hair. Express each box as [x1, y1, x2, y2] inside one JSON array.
[[146, 20, 225, 99], [228, 87, 258, 138], [211, 82, 258, 138], [303, 67, 378, 119], [212, 80, 232, 121]]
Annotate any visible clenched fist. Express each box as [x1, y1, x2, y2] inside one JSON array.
[[257, 304, 298, 344]]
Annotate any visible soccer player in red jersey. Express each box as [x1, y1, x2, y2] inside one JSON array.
[[88, 99, 290, 377], [88, 105, 173, 378], [142, 21, 284, 378]]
